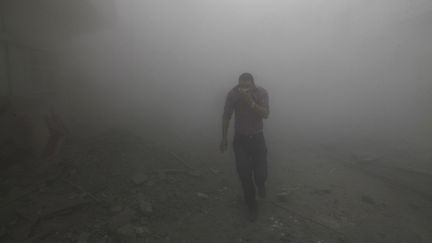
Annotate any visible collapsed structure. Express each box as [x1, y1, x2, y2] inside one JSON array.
[[0, 0, 115, 160]]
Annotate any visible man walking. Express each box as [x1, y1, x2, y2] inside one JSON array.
[[220, 72, 269, 222]]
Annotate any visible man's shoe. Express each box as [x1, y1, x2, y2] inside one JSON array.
[[257, 185, 266, 199]]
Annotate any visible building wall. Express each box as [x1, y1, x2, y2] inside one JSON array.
[[0, 8, 54, 158], [0, 47, 6, 97], [0, 14, 7, 97]]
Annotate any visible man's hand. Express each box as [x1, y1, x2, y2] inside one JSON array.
[[238, 88, 254, 106], [219, 137, 228, 153]]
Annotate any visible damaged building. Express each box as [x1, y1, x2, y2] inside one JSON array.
[[0, 0, 115, 161]]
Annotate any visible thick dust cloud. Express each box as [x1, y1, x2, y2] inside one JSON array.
[[61, 0, 432, 157], [3, 1, 432, 242]]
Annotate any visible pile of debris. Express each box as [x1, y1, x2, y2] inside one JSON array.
[[0, 129, 208, 243]]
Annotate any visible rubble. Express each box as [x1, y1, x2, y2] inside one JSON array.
[[196, 192, 209, 199], [1, 130, 223, 242], [109, 208, 137, 230], [134, 225, 150, 237], [350, 152, 380, 165], [138, 201, 153, 215], [361, 195, 377, 205], [276, 192, 289, 202], [95, 235, 110, 243], [279, 232, 293, 242], [77, 232, 90, 243], [137, 193, 153, 215], [0, 129, 354, 242], [158, 172, 168, 180], [131, 173, 149, 185], [210, 168, 221, 175], [110, 205, 123, 213], [115, 224, 137, 243], [188, 170, 202, 177]]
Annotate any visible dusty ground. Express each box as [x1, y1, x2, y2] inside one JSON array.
[[1, 129, 432, 243]]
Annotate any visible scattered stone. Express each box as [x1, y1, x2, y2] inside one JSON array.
[[361, 195, 376, 205], [68, 193, 80, 200], [338, 236, 348, 243], [218, 187, 228, 193], [138, 201, 153, 215], [210, 168, 220, 175], [116, 224, 137, 243], [131, 173, 149, 185], [318, 216, 342, 229], [167, 176, 177, 184], [311, 189, 332, 196], [158, 172, 167, 180], [137, 193, 153, 215], [351, 152, 380, 165], [188, 170, 201, 177], [117, 224, 135, 235], [269, 216, 284, 230], [196, 192, 209, 199], [277, 192, 289, 202], [96, 235, 111, 243], [135, 225, 150, 237], [109, 208, 136, 230], [110, 205, 123, 213], [279, 232, 293, 242], [77, 232, 90, 243]]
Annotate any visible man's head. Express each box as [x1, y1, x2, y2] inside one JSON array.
[[238, 72, 255, 90]]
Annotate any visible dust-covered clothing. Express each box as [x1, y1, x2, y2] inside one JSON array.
[[223, 85, 269, 135]]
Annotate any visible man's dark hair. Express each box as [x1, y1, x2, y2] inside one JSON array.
[[239, 72, 254, 83]]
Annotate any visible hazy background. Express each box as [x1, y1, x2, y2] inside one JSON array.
[[59, 0, 432, 169]]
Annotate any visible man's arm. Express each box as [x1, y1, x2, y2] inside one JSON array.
[[220, 117, 229, 152], [222, 117, 230, 141], [220, 92, 234, 153]]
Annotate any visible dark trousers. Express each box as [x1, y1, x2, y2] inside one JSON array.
[[233, 132, 268, 208]]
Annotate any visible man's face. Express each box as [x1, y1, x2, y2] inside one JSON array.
[[238, 79, 254, 91]]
